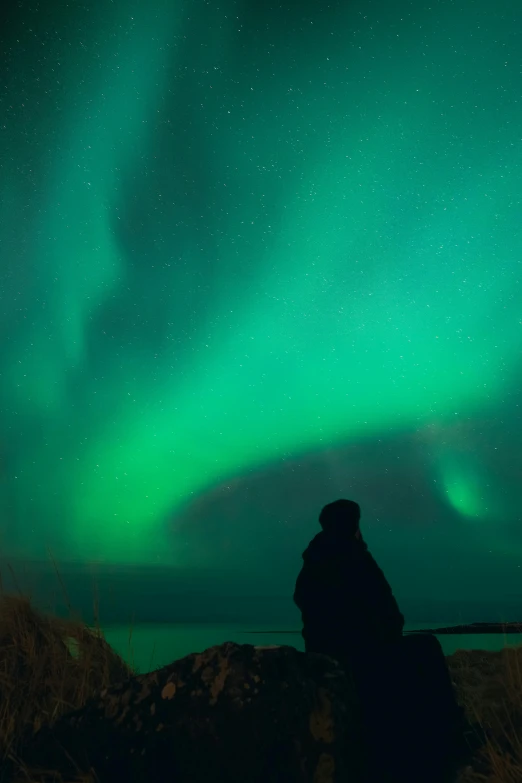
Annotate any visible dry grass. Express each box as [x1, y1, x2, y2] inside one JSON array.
[[0, 592, 132, 772], [449, 644, 522, 782]]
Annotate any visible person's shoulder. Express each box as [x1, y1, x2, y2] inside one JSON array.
[[351, 542, 383, 571], [302, 531, 326, 560], [304, 530, 354, 561]]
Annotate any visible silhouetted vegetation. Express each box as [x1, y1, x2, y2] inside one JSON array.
[[0, 593, 131, 779]]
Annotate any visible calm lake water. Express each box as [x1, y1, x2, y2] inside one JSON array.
[[102, 622, 522, 673]]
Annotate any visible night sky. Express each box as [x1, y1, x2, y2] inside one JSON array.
[[1, 0, 522, 615]]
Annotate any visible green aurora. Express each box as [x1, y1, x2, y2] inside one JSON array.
[[1, 0, 521, 581]]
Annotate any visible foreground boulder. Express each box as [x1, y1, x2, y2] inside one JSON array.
[[12, 642, 367, 783]]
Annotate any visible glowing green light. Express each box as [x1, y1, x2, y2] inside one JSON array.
[[1, 0, 521, 565]]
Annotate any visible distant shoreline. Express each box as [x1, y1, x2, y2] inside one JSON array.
[[406, 622, 522, 635], [246, 622, 522, 635]]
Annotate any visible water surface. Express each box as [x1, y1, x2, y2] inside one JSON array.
[[103, 622, 522, 673]]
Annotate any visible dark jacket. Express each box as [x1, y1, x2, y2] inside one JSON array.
[[294, 528, 404, 660]]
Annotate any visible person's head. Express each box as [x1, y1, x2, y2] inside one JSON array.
[[319, 499, 361, 538]]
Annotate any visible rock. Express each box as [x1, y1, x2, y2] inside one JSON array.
[[13, 642, 367, 783]]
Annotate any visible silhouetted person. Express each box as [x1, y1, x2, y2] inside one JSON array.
[[294, 499, 404, 663], [294, 499, 473, 783]]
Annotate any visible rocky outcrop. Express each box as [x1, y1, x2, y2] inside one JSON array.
[[12, 642, 367, 783]]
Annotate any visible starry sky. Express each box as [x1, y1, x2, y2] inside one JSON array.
[[1, 0, 521, 614]]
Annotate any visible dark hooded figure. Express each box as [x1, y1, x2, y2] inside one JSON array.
[[294, 499, 405, 663], [294, 499, 478, 783]]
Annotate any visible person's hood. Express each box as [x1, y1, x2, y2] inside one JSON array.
[[302, 529, 368, 563]]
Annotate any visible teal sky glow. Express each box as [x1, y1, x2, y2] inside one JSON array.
[[1, 0, 521, 590]]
